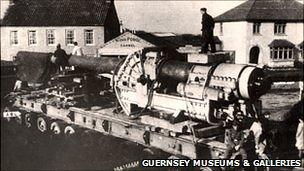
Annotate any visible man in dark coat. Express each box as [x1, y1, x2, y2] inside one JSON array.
[[83, 73, 93, 110], [200, 8, 216, 54], [53, 44, 69, 71], [286, 99, 304, 161]]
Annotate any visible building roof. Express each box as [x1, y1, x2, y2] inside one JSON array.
[[1, 0, 113, 26], [1, 60, 14, 67], [268, 39, 295, 47], [161, 34, 201, 47], [215, 0, 304, 22], [161, 34, 221, 47], [134, 31, 175, 48]]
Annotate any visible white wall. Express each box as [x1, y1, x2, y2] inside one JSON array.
[[215, 21, 304, 66], [246, 22, 303, 66], [215, 21, 248, 64], [0, 26, 105, 61]]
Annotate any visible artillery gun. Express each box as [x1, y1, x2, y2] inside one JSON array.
[[3, 48, 271, 163], [69, 48, 269, 124]]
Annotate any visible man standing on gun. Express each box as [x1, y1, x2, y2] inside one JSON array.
[[200, 8, 216, 54], [53, 44, 69, 72]]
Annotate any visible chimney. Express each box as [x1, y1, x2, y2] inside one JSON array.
[[119, 20, 124, 34]]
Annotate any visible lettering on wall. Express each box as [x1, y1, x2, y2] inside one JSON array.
[[115, 36, 143, 47]]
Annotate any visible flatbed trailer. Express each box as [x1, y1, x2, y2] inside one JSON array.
[[6, 89, 227, 160]]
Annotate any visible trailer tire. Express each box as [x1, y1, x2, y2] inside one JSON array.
[[37, 116, 48, 133], [50, 121, 62, 135], [64, 125, 76, 135], [24, 113, 33, 128], [15, 111, 24, 125]]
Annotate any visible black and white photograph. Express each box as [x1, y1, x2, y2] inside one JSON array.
[[0, 0, 303, 170]]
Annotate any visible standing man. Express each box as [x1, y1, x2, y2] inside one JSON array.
[[82, 73, 93, 110], [71, 42, 83, 70], [72, 41, 84, 56], [293, 99, 304, 167], [285, 99, 303, 168], [53, 44, 69, 71], [299, 81, 303, 100], [200, 8, 216, 54]]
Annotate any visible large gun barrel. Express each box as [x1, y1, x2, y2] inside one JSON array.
[[68, 55, 122, 73], [264, 68, 303, 82], [158, 60, 193, 82], [70, 55, 269, 100], [14, 51, 269, 101], [13, 51, 196, 83], [69, 55, 193, 82], [14, 51, 123, 83], [14, 50, 272, 124]]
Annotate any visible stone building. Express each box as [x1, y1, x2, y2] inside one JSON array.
[[214, 0, 303, 67], [0, 0, 120, 60]]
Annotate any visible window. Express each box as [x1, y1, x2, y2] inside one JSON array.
[[274, 23, 286, 34], [66, 30, 75, 45], [253, 23, 261, 34], [219, 23, 223, 35], [84, 29, 94, 45], [270, 47, 293, 60], [10, 31, 18, 45], [46, 30, 55, 45], [28, 30, 37, 45]]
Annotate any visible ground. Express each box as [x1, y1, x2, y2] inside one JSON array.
[[261, 90, 300, 118]]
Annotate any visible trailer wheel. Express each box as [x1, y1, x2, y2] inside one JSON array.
[[64, 125, 76, 135], [15, 111, 24, 125], [24, 113, 32, 128], [50, 121, 62, 135], [37, 116, 48, 133]]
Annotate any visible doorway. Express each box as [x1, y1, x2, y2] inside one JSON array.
[[249, 46, 260, 64]]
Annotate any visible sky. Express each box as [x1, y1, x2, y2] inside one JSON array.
[[115, 1, 244, 34], [0, 0, 302, 34], [115, 0, 304, 34]]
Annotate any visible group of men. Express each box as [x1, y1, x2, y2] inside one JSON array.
[[201, 8, 303, 163], [52, 41, 83, 70]]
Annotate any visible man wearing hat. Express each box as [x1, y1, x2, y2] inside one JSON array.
[[200, 8, 216, 54], [53, 44, 69, 72]]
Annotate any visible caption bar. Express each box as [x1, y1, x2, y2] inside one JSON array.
[[141, 159, 302, 167]]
